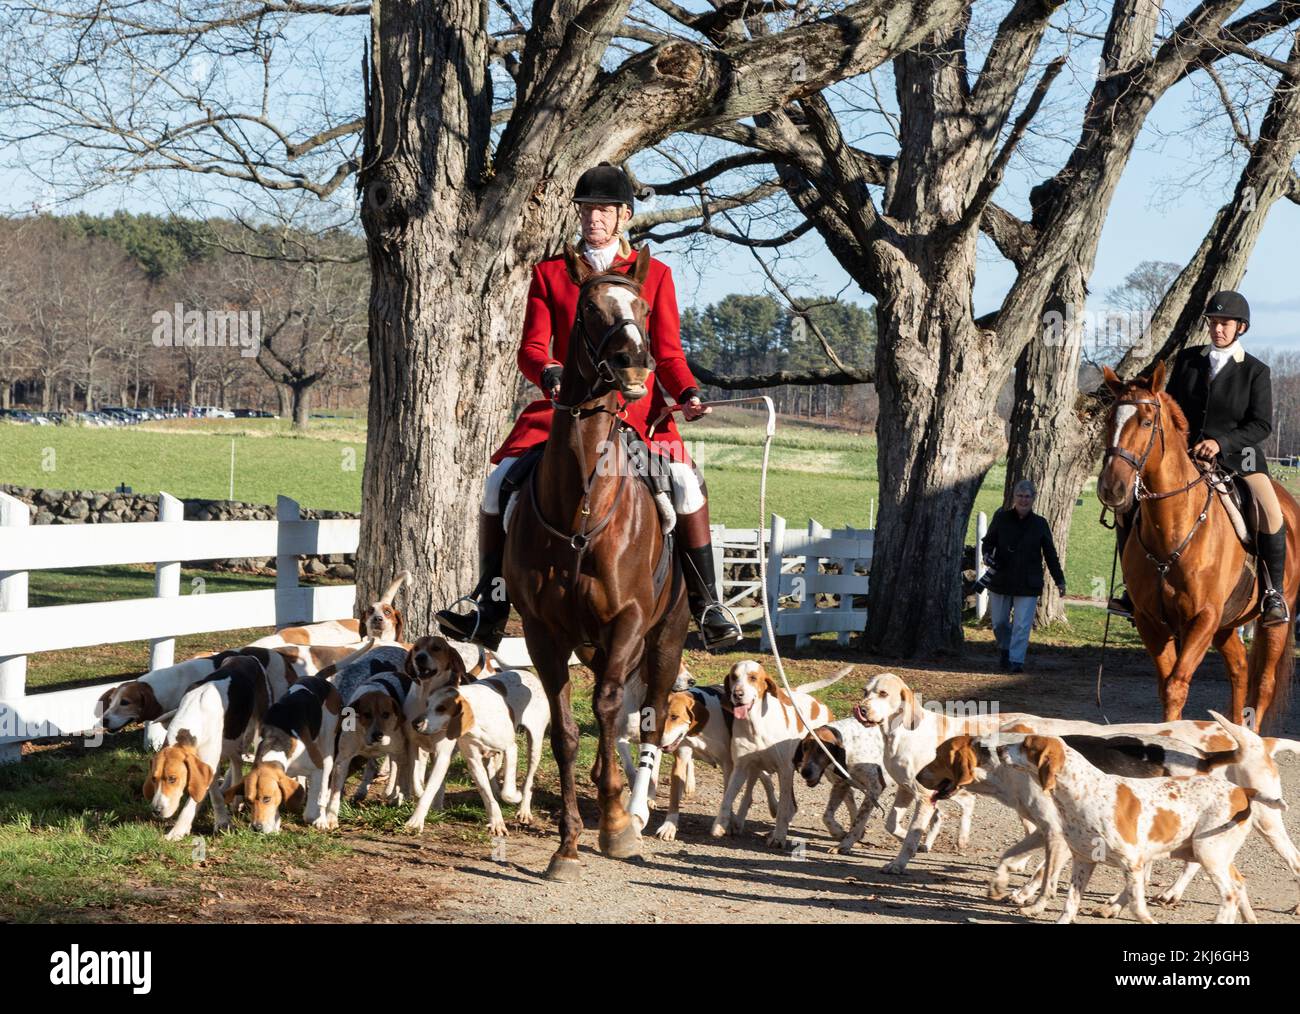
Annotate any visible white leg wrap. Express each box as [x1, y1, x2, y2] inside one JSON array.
[[628, 744, 662, 832]]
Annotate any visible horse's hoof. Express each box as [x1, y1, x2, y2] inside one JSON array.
[[600, 822, 643, 860], [544, 855, 583, 882]]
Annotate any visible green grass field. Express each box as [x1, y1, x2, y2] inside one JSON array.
[[0, 418, 366, 511], [16, 405, 1291, 602]]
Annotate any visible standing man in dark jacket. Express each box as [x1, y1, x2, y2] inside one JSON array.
[[981, 479, 1066, 673]]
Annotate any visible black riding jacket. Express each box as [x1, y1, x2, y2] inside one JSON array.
[[1165, 345, 1272, 476]]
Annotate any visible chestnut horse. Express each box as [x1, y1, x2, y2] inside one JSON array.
[[504, 245, 690, 880], [1098, 363, 1298, 731]]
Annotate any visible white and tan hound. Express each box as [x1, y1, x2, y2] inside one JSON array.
[[357, 571, 412, 642], [853, 671, 1034, 873], [997, 720, 1274, 924], [710, 661, 838, 848], [405, 668, 550, 836], [655, 683, 776, 841]]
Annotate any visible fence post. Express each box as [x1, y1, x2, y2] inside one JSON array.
[[838, 525, 863, 647], [795, 519, 824, 649], [0, 491, 31, 764], [761, 513, 786, 651], [709, 523, 725, 602], [149, 492, 183, 671], [976, 511, 989, 621], [276, 495, 301, 625]]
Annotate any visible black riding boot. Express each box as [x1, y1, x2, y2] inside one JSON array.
[[677, 505, 742, 651], [1257, 527, 1290, 627], [1106, 517, 1136, 618], [435, 511, 510, 650]]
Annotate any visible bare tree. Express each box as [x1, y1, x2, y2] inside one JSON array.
[[2, 0, 969, 615], [642, 3, 1300, 654], [219, 251, 367, 426], [1006, 22, 1300, 627]]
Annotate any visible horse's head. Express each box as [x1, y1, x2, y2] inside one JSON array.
[[563, 243, 652, 402], [1097, 361, 1188, 511]]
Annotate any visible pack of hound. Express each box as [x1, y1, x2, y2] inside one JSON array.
[[111, 571, 1300, 923]]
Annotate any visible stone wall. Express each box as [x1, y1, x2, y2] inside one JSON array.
[[0, 484, 357, 579]]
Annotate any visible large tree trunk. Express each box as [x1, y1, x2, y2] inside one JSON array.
[[290, 382, 312, 429], [863, 261, 1006, 655]]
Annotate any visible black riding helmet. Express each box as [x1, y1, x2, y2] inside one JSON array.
[[573, 162, 635, 208], [1205, 290, 1250, 332]]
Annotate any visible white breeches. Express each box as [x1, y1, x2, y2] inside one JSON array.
[[482, 456, 705, 515]]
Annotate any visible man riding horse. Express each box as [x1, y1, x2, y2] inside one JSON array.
[[1109, 290, 1289, 626], [436, 162, 742, 652]]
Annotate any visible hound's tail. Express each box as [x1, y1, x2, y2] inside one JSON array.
[[796, 665, 852, 695], [381, 570, 412, 605]]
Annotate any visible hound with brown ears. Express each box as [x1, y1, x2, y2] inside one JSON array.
[[710, 661, 839, 848], [853, 671, 1035, 874], [401, 634, 500, 798], [916, 735, 1070, 916], [143, 654, 274, 841], [793, 717, 892, 854], [654, 684, 777, 842], [320, 669, 417, 830], [226, 676, 343, 833], [995, 713, 1300, 913], [997, 719, 1275, 924], [405, 668, 551, 836], [358, 571, 412, 642], [100, 655, 222, 734]]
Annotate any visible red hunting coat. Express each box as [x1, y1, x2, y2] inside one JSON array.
[[491, 245, 699, 465]]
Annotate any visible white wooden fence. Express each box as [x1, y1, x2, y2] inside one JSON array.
[[710, 517, 876, 647], [0, 492, 881, 762], [0, 490, 360, 763]]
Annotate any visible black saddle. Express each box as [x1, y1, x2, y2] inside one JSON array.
[[1218, 472, 1260, 546], [495, 425, 673, 516]]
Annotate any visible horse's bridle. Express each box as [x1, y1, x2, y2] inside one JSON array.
[[1105, 396, 1212, 504], [1106, 393, 1215, 589], [1103, 396, 1163, 481], [551, 271, 647, 414], [526, 270, 649, 576]]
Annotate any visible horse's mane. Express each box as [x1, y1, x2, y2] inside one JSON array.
[[1159, 390, 1191, 443], [1109, 380, 1190, 448]]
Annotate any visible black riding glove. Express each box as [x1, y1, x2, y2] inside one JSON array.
[[541, 366, 563, 399]]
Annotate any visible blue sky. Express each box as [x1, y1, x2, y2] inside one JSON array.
[[5, 5, 1298, 351]]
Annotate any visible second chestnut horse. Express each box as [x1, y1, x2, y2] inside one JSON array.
[[1098, 362, 1297, 731]]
